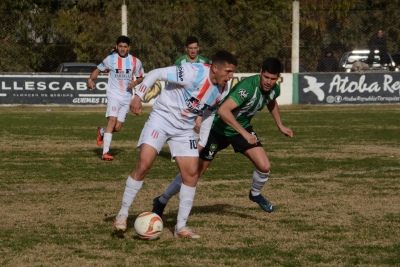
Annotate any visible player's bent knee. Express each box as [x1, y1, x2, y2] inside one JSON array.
[[114, 123, 123, 132]]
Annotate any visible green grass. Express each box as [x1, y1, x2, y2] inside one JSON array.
[[1, 105, 399, 267]]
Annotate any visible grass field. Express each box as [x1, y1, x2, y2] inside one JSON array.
[[1, 105, 399, 267]]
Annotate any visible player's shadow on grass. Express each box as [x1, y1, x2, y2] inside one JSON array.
[[93, 148, 122, 160], [160, 203, 265, 234], [93, 147, 173, 161], [193, 204, 265, 221], [106, 203, 268, 238], [105, 214, 139, 239]]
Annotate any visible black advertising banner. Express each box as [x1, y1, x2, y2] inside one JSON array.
[[299, 72, 400, 104], [0, 74, 108, 105], [0, 73, 264, 106]]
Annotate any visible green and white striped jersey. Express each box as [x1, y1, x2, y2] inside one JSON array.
[[212, 74, 280, 137], [174, 55, 209, 65]]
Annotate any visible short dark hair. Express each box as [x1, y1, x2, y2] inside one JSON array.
[[261, 57, 282, 74], [211, 50, 238, 67], [185, 36, 199, 46], [116, 35, 131, 46]]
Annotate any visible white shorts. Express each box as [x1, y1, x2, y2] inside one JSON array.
[[106, 97, 130, 123], [138, 113, 199, 157]]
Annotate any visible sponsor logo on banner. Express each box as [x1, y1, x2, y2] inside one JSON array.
[[299, 73, 400, 104]]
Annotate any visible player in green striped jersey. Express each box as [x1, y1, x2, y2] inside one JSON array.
[[174, 36, 209, 65], [153, 57, 293, 217]]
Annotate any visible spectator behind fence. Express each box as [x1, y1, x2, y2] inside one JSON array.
[[367, 29, 389, 66], [317, 49, 338, 72]]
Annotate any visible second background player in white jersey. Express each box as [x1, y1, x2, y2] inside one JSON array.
[[88, 35, 144, 161]]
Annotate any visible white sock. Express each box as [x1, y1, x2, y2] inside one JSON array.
[[251, 169, 270, 196], [159, 173, 182, 205], [100, 127, 105, 136], [176, 184, 196, 230], [118, 176, 143, 216], [103, 132, 112, 154]]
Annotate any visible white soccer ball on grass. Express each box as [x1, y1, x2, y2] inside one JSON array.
[[134, 212, 163, 240]]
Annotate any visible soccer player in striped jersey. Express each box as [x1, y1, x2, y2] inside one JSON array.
[[113, 50, 238, 238], [88, 36, 144, 161], [152, 57, 293, 219]]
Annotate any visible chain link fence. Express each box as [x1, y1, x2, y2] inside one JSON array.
[[0, 1, 399, 73]]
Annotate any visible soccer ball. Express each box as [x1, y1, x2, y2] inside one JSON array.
[[134, 212, 163, 240]]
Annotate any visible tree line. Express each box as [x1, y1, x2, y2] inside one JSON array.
[[0, 0, 399, 73]]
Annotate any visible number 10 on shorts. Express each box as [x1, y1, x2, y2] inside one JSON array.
[[189, 140, 197, 149]]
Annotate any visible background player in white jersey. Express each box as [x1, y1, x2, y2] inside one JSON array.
[[152, 57, 293, 219], [113, 50, 238, 238], [87, 36, 144, 161]]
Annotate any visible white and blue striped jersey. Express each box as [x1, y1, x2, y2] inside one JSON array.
[[97, 54, 144, 101], [135, 62, 227, 130]]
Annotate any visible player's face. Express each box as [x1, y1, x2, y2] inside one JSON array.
[[185, 43, 200, 60], [212, 63, 236, 87], [117, 42, 130, 57], [260, 71, 279, 92]]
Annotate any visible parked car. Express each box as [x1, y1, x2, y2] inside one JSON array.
[[338, 49, 398, 72], [56, 62, 97, 73], [391, 51, 400, 68]]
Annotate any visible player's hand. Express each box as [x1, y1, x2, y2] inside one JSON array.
[[244, 132, 258, 145], [280, 126, 293, 138], [130, 95, 142, 115], [88, 79, 95, 90], [128, 80, 137, 90]]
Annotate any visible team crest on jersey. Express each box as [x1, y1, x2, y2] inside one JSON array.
[[185, 97, 210, 114], [238, 88, 249, 100]]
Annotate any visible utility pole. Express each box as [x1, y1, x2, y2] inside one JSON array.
[[121, 0, 127, 36], [291, 0, 299, 73]]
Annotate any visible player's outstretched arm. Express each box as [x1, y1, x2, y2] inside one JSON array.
[[87, 68, 101, 90], [267, 99, 293, 138], [218, 98, 258, 145]]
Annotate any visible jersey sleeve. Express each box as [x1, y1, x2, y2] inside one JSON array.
[[133, 57, 144, 78], [228, 84, 251, 108], [135, 63, 195, 100], [97, 56, 111, 72], [269, 84, 281, 101]]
